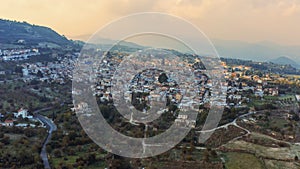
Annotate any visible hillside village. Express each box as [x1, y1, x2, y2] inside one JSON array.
[[0, 46, 300, 169], [1, 48, 299, 128], [0, 48, 40, 61]]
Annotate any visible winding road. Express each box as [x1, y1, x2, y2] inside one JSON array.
[[195, 108, 300, 149], [195, 111, 255, 134], [33, 108, 57, 169]]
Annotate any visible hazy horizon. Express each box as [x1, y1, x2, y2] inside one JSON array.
[[1, 0, 300, 46]]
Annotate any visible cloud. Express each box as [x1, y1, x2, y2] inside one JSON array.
[[0, 0, 299, 45]]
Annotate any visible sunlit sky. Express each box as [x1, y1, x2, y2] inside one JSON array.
[[1, 0, 300, 45]]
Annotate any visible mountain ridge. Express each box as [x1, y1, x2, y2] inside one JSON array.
[[212, 39, 300, 65], [0, 19, 71, 47], [269, 56, 300, 69]]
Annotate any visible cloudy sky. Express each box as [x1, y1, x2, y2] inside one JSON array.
[[1, 0, 300, 45]]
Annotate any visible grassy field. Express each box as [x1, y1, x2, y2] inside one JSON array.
[[52, 156, 106, 169], [50, 147, 107, 168], [52, 155, 78, 167], [246, 132, 290, 147], [224, 140, 300, 160], [269, 118, 288, 129], [224, 152, 264, 169], [264, 159, 300, 169]]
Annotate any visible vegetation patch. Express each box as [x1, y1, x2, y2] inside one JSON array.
[[224, 152, 264, 169]]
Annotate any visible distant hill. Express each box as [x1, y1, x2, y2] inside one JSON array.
[[0, 19, 71, 47], [81, 36, 146, 49], [212, 39, 300, 65], [222, 57, 300, 75], [269, 56, 300, 69], [70, 34, 145, 48]]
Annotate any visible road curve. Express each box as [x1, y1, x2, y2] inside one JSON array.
[[35, 111, 57, 169]]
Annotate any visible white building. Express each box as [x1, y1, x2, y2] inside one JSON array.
[[14, 108, 33, 119], [296, 95, 300, 102], [22, 68, 29, 76]]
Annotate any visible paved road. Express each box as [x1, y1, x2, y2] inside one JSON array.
[[34, 110, 57, 169], [196, 111, 255, 134], [195, 109, 300, 148], [194, 111, 257, 147]]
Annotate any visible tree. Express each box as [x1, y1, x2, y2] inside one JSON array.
[[0, 132, 4, 138], [210, 150, 218, 158], [53, 149, 62, 158], [239, 82, 243, 89], [24, 128, 36, 137], [158, 73, 168, 84], [87, 153, 96, 165], [30, 79, 40, 85], [62, 135, 70, 147], [15, 66, 23, 74], [292, 114, 300, 121], [1, 136, 10, 145], [37, 70, 43, 78], [203, 149, 210, 162]]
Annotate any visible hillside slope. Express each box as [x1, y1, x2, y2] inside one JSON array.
[[0, 19, 71, 47], [269, 56, 300, 69]]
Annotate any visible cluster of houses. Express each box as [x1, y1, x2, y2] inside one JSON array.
[[222, 61, 288, 107], [72, 51, 231, 129], [174, 113, 197, 128], [0, 108, 41, 128], [93, 54, 211, 111], [0, 48, 79, 84], [0, 48, 40, 61], [19, 53, 78, 84]]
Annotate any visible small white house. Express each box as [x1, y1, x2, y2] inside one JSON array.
[[14, 108, 33, 119], [4, 119, 14, 127]]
